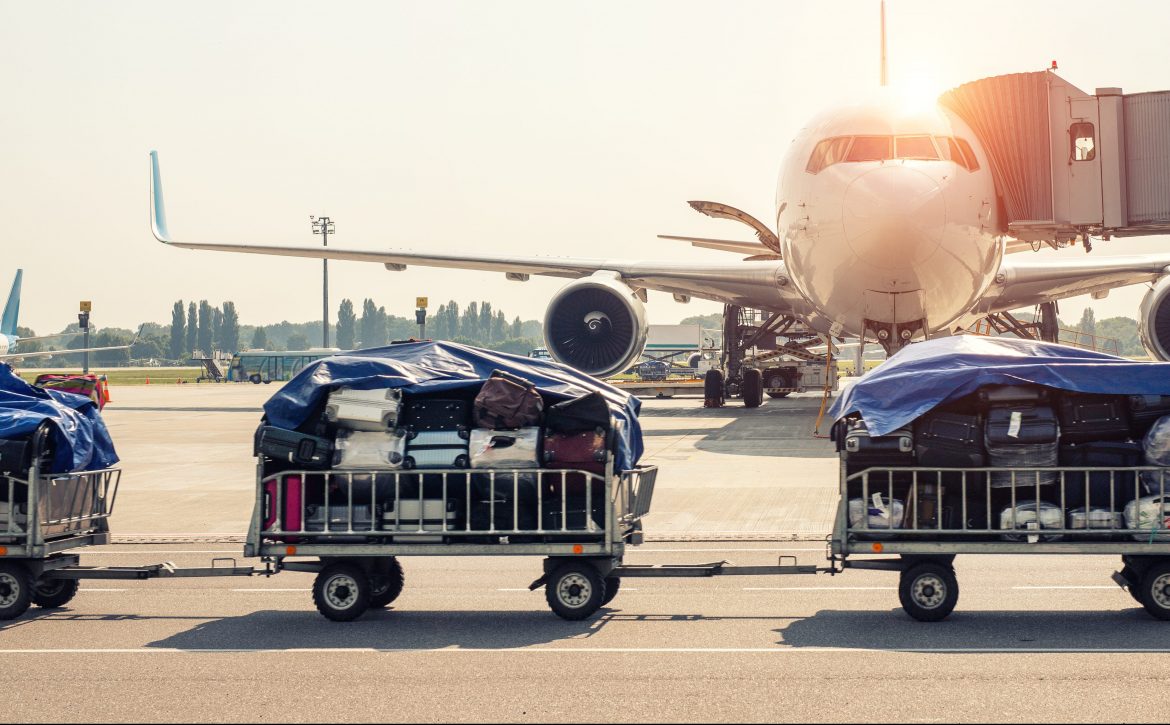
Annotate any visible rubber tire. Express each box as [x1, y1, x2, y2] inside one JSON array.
[[249, 374, 261, 385], [313, 562, 372, 622], [767, 392, 790, 399], [898, 562, 959, 622], [0, 562, 32, 621], [601, 576, 621, 607], [1120, 565, 1144, 603], [32, 577, 79, 609], [545, 563, 606, 621], [369, 558, 405, 609], [1138, 561, 1170, 621], [742, 368, 763, 409], [703, 369, 725, 407]]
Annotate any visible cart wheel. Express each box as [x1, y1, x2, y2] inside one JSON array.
[[1119, 565, 1144, 603], [545, 562, 606, 620], [0, 562, 32, 621], [742, 368, 763, 409], [898, 562, 959, 622], [1137, 561, 1170, 621], [32, 577, 79, 609], [313, 562, 371, 622], [249, 374, 261, 384], [600, 577, 621, 607], [369, 558, 405, 609]]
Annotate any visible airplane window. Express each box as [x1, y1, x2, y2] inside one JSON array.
[[1071, 122, 1096, 161], [934, 136, 969, 170], [895, 136, 939, 160], [846, 136, 892, 162], [955, 138, 980, 171], [805, 137, 852, 173]]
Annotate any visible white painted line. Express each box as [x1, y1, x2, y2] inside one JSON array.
[[497, 588, 531, 592], [1011, 585, 1119, 590], [634, 548, 824, 553], [88, 551, 241, 555], [743, 586, 895, 591], [1, 646, 1169, 655], [230, 589, 305, 593], [78, 588, 126, 592]]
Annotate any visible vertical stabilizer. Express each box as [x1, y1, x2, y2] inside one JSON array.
[[1, 270, 21, 336], [879, 0, 888, 86]]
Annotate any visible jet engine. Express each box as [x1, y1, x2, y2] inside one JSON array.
[[1140, 276, 1170, 361], [544, 272, 649, 379]]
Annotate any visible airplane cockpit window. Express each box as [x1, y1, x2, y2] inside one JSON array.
[[846, 136, 892, 162], [955, 138, 980, 171], [805, 137, 852, 173], [1071, 122, 1096, 161], [934, 136, 968, 169], [894, 136, 939, 160]]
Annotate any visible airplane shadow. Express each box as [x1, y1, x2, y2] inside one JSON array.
[[640, 401, 837, 459], [775, 607, 1170, 652]]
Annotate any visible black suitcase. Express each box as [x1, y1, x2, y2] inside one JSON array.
[[978, 385, 1050, 406], [841, 419, 915, 467], [0, 422, 55, 477], [985, 405, 1059, 445], [914, 410, 986, 467], [256, 426, 333, 469], [403, 399, 471, 431], [545, 392, 611, 433], [1059, 440, 1145, 509], [1129, 395, 1170, 436], [1057, 392, 1131, 443], [470, 473, 538, 531]]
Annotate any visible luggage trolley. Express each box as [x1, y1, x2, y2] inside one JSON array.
[[245, 456, 661, 621], [830, 461, 1170, 621]]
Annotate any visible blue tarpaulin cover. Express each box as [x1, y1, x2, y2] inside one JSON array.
[[0, 363, 119, 472], [829, 336, 1170, 436], [264, 341, 644, 471]]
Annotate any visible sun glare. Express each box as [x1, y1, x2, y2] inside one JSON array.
[[889, 68, 945, 115]]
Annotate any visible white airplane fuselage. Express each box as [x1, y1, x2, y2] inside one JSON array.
[[0, 336, 10, 357], [775, 94, 1002, 343]]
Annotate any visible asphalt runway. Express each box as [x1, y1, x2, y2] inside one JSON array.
[[5, 385, 1170, 722]]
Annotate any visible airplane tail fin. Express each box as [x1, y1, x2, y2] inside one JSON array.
[[1, 270, 22, 337]]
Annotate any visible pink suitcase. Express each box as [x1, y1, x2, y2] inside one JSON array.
[[264, 474, 304, 540]]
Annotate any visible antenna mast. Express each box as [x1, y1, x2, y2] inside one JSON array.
[[880, 0, 888, 86]]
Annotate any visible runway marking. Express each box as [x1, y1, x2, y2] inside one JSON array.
[[3, 646, 1170, 655], [85, 551, 242, 555], [496, 588, 639, 592], [1011, 586, 1119, 590], [633, 548, 824, 553], [743, 586, 896, 591], [77, 588, 126, 592], [230, 589, 305, 593]]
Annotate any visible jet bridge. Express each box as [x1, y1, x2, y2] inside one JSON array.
[[940, 69, 1170, 246]]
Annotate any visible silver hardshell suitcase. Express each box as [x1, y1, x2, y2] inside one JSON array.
[[1067, 507, 1124, 530], [382, 498, 458, 542], [333, 429, 409, 469], [469, 428, 540, 469], [999, 501, 1063, 541], [0, 500, 28, 534], [325, 386, 403, 431], [405, 430, 470, 469]]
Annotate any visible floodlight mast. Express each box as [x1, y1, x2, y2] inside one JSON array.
[[310, 215, 335, 348]]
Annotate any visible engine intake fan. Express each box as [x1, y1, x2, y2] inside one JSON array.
[[544, 273, 649, 379]]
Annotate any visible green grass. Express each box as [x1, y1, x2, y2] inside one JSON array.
[[17, 368, 206, 386]]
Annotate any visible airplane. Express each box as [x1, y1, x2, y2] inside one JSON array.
[[145, 5, 1170, 400], [0, 270, 134, 362]]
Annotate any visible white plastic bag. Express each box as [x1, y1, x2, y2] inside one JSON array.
[[1143, 415, 1170, 466]]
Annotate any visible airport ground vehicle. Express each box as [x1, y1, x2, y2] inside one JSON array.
[[228, 349, 341, 384], [831, 462, 1170, 621]]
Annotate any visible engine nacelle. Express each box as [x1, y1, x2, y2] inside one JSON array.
[[1140, 276, 1170, 361], [544, 272, 649, 379]]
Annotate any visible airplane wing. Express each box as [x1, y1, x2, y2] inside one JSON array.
[[149, 152, 808, 314], [983, 253, 1170, 313], [0, 343, 132, 362]]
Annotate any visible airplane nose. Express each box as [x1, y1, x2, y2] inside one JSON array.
[[842, 166, 945, 271]]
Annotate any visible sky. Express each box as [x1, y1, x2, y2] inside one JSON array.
[[3, 0, 1169, 336]]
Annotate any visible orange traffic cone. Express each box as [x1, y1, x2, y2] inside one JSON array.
[[145, 376, 150, 385]]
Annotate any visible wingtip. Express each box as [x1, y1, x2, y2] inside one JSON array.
[[149, 150, 172, 243]]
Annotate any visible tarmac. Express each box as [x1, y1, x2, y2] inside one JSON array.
[[4, 383, 1170, 722]]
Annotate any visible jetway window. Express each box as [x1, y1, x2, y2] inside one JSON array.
[[894, 136, 939, 160], [846, 136, 892, 162], [1071, 122, 1096, 161], [805, 136, 852, 173]]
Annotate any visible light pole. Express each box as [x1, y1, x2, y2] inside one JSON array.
[[311, 216, 335, 348]]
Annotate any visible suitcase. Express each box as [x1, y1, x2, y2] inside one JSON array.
[[473, 370, 544, 430], [978, 385, 1050, 405], [332, 429, 409, 470], [543, 428, 609, 497], [999, 500, 1063, 541], [914, 410, 986, 467], [304, 503, 378, 534], [544, 391, 611, 433], [1067, 506, 1124, 530], [403, 399, 471, 431], [1123, 494, 1170, 542], [383, 498, 459, 540], [1058, 441, 1144, 508], [1129, 395, 1170, 436], [325, 386, 402, 431], [257, 426, 333, 469], [0, 500, 28, 534], [841, 419, 914, 468], [404, 429, 470, 469], [469, 472, 538, 532], [263, 474, 306, 537], [985, 406, 1059, 488], [469, 428, 540, 469], [1057, 393, 1131, 443], [847, 494, 905, 531], [542, 506, 602, 532], [0, 422, 54, 476]]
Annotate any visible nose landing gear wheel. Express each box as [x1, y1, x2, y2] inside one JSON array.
[[898, 562, 959, 622], [313, 562, 372, 622], [0, 562, 32, 621], [369, 557, 405, 609], [32, 577, 80, 609], [1138, 561, 1170, 620], [545, 563, 606, 620]]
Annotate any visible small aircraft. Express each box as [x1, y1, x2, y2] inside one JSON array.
[[0, 270, 134, 362]]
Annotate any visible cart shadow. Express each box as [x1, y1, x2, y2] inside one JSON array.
[[776, 607, 1170, 652], [144, 608, 621, 651]]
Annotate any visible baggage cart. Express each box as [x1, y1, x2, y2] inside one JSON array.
[[829, 460, 1170, 622]]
